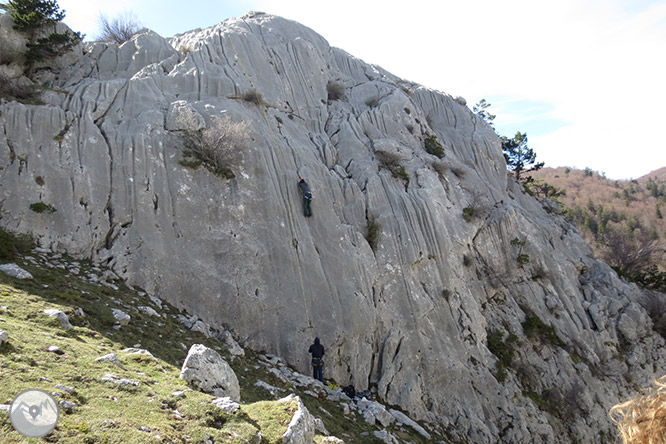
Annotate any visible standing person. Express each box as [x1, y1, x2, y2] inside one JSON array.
[[308, 337, 325, 381], [298, 177, 313, 217]]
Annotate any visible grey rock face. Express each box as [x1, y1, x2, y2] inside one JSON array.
[[180, 344, 240, 401], [389, 409, 430, 439], [1, 11, 665, 443]]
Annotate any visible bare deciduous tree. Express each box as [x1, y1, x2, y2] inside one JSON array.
[[97, 12, 141, 44], [602, 229, 663, 277]]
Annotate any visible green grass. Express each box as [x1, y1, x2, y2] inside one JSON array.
[[0, 229, 441, 443], [0, 252, 296, 443]]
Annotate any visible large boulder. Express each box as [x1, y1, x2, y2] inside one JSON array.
[[0, 263, 32, 279], [179, 344, 240, 401]]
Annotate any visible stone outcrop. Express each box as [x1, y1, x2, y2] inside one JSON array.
[[180, 344, 240, 401], [1, 11, 665, 443], [0, 263, 33, 279], [280, 394, 315, 444]]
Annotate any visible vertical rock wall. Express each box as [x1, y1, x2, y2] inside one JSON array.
[[1, 11, 664, 443]]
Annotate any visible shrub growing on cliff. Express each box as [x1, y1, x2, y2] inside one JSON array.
[[487, 329, 517, 382], [376, 151, 409, 188], [241, 89, 264, 106], [522, 311, 564, 347], [365, 96, 379, 108], [510, 237, 529, 267], [424, 133, 444, 159], [180, 116, 250, 179], [326, 81, 345, 101], [365, 215, 382, 251], [462, 207, 474, 222], [29, 201, 57, 213]]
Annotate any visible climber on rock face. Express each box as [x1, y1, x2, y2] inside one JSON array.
[[308, 337, 325, 381], [298, 177, 313, 217]]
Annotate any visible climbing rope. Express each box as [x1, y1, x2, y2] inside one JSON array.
[[227, 33, 313, 332]]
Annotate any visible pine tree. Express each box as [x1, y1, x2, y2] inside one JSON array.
[[501, 132, 544, 181], [5, 0, 82, 76], [472, 99, 496, 127]]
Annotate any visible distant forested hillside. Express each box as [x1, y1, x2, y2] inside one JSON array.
[[532, 166, 666, 289]]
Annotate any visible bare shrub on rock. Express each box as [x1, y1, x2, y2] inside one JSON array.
[[97, 12, 141, 44], [179, 115, 250, 179]]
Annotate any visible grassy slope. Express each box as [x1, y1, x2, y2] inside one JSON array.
[[0, 238, 435, 443]]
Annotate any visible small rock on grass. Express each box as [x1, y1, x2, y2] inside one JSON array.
[[101, 374, 139, 386], [112, 308, 130, 326], [43, 309, 72, 330], [211, 396, 240, 413], [46, 345, 64, 354], [138, 306, 160, 317], [96, 353, 122, 367], [59, 400, 77, 411], [55, 384, 75, 393]]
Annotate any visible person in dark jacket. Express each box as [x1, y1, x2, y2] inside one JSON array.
[[298, 178, 313, 217], [308, 337, 325, 381]]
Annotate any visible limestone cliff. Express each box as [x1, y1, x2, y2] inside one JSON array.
[[1, 11, 664, 443]]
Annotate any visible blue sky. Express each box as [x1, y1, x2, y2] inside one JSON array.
[[57, 0, 666, 180]]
